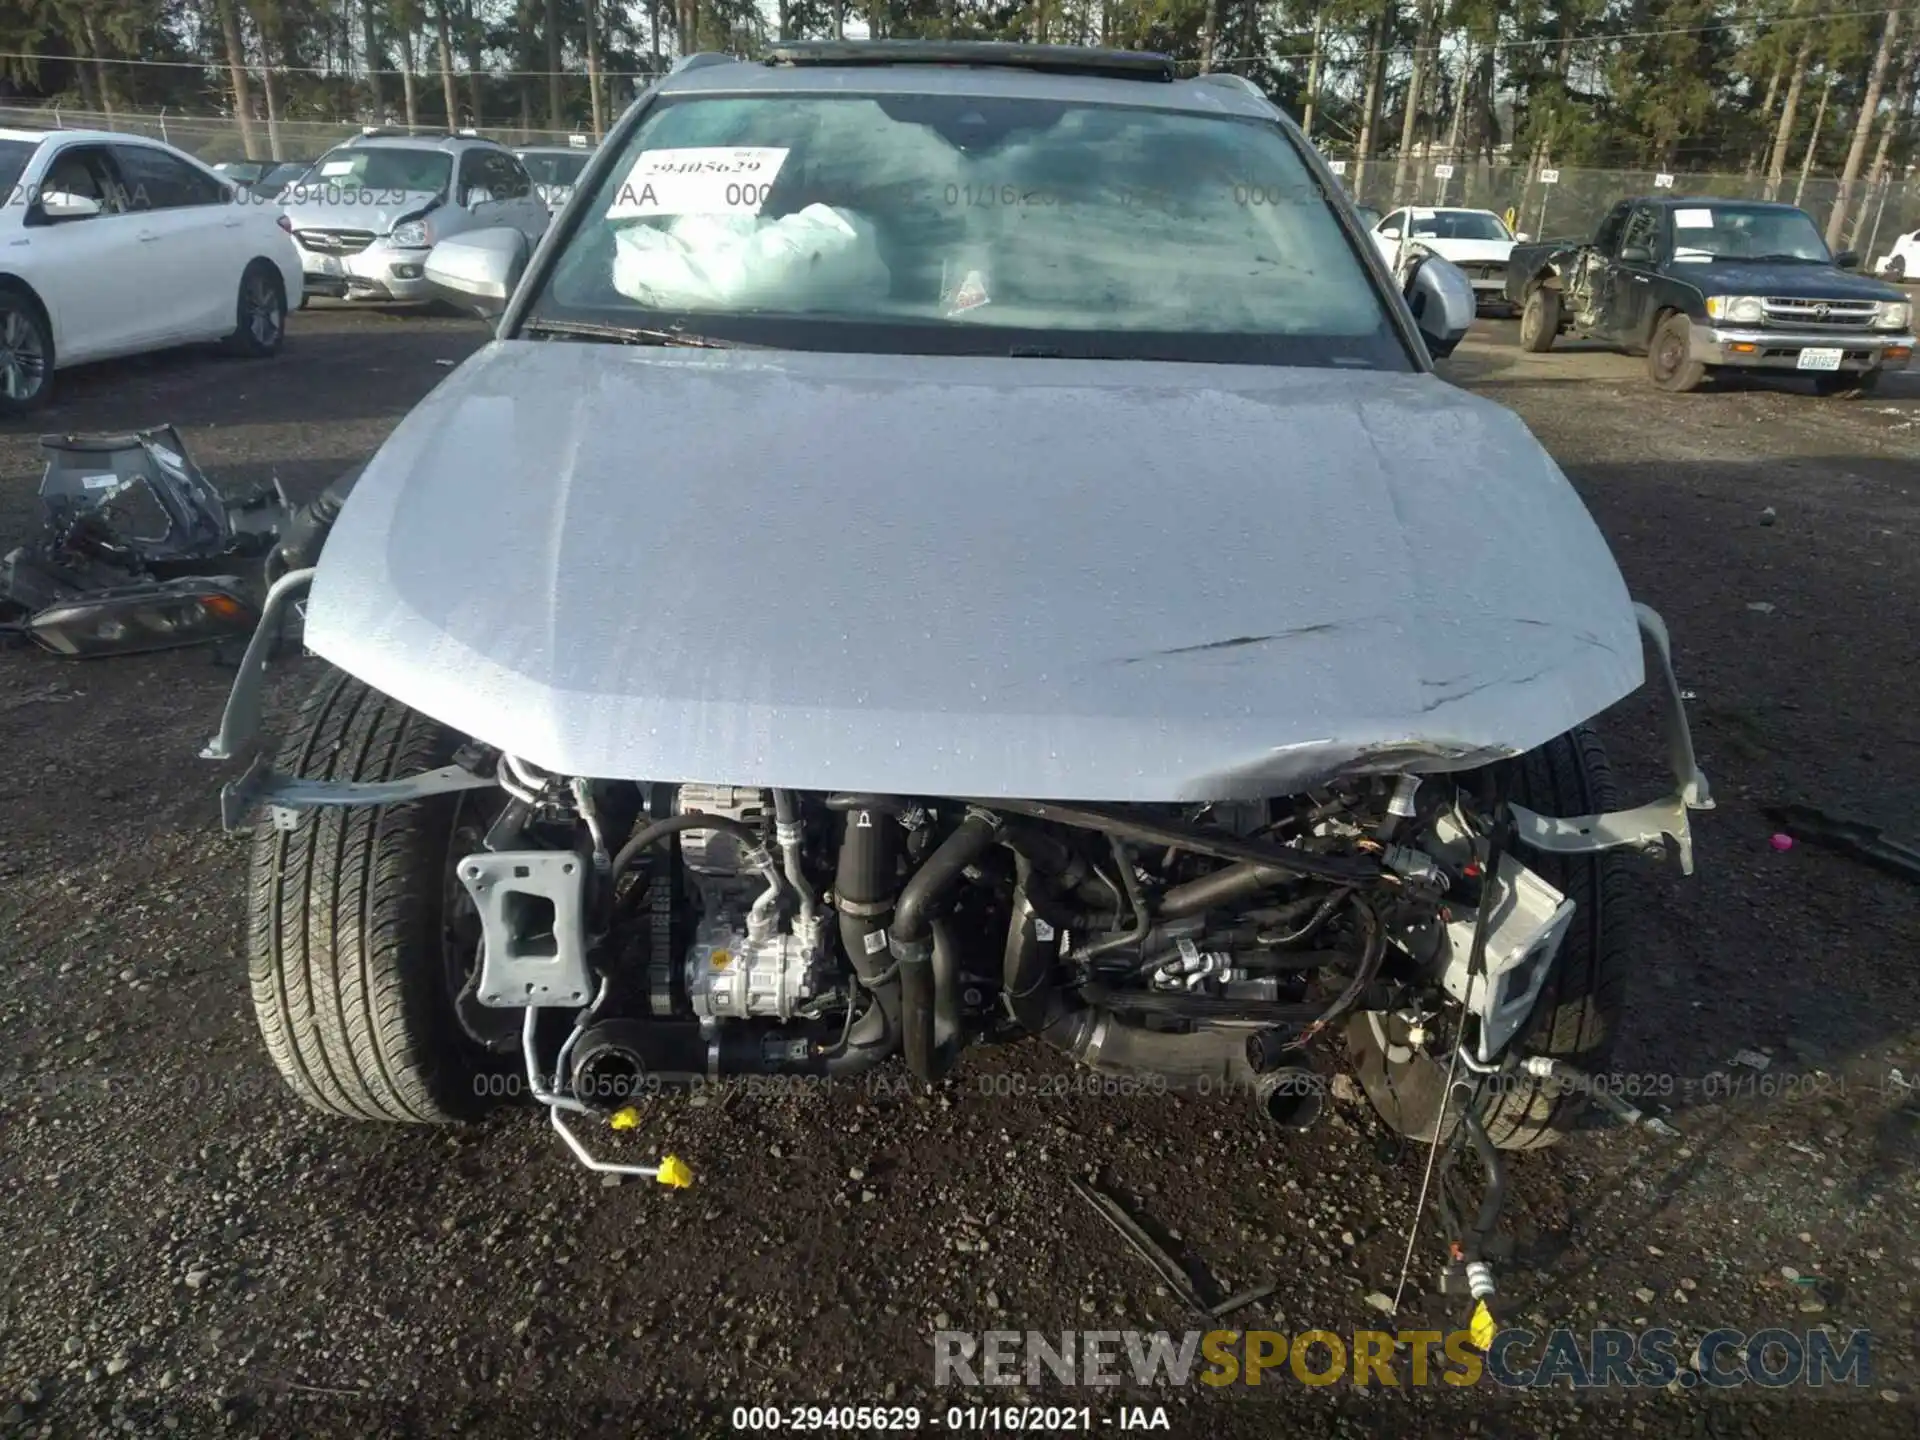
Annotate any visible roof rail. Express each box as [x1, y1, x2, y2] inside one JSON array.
[[1193, 71, 1264, 98], [763, 40, 1176, 82], [671, 52, 737, 74]]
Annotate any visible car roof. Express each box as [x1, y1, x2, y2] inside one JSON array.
[[1638, 195, 1803, 211], [652, 42, 1280, 121], [340, 131, 506, 153], [0, 126, 185, 147]]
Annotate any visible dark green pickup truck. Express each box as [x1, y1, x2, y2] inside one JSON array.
[[1504, 195, 1913, 395]]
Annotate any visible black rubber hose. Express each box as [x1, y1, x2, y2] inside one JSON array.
[[611, 811, 764, 882], [958, 796, 1382, 884], [273, 462, 364, 574], [830, 807, 904, 1074], [1457, 1098, 1507, 1262], [1001, 888, 1263, 1091], [1159, 861, 1300, 918], [891, 810, 1000, 1083]]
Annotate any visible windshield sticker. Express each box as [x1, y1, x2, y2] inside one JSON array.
[[319, 159, 356, 177], [606, 147, 789, 219], [1674, 208, 1715, 228], [1411, 208, 1437, 219], [944, 269, 991, 316]]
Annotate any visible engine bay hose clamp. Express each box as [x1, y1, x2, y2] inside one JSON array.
[[888, 935, 934, 966]]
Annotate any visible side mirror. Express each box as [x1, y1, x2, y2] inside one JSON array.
[[1619, 244, 1654, 265], [40, 190, 103, 220], [1379, 226, 1401, 238], [463, 186, 495, 208], [1834, 249, 1860, 270], [1513, 231, 1532, 242], [424, 225, 529, 320], [1404, 252, 1475, 361]]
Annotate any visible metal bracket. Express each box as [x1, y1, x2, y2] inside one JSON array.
[[201, 566, 315, 762], [1509, 602, 1714, 875], [459, 850, 594, 1008], [220, 752, 502, 831]]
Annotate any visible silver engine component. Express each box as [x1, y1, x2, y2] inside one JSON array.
[[675, 784, 833, 1021], [1386, 804, 1575, 1063]]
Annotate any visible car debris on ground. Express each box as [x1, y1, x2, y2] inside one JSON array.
[[0, 426, 286, 658]]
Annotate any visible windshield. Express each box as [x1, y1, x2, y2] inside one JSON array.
[[1668, 204, 1831, 262], [294, 146, 451, 196], [1404, 210, 1511, 241], [525, 93, 1406, 368], [0, 139, 37, 198], [520, 151, 590, 186]]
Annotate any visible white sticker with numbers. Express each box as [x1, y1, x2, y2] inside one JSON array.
[[1674, 208, 1714, 228], [605, 146, 789, 219]]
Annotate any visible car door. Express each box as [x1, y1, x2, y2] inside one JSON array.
[[1601, 203, 1662, 343], [109, 142, 245, 340], [15, 142, 158, 362]]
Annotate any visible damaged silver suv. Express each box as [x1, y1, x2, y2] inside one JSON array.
[[206, 42, 1710, 1301]]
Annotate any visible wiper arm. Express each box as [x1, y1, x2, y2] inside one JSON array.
[[520, 317, 735, 348]]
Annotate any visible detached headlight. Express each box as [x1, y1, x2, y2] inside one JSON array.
[[390, 217, 431, 248], [1704, 295, 1765, 324], [1873, 299, 1911, 330]]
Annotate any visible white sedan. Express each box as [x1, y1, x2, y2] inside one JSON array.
[[1873, 230, 1919, 281], [0, 127, 302, 414], [1370, 206, 1525, 309]]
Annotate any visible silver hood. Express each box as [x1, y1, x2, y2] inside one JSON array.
[[306, 343, 1644, 801], [278, 187, 442, 235]]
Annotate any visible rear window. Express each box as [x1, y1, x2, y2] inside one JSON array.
[[528, 92, 1404, 368], [520, 151, 590, 186], [0, 138, 37, 200], [292, 146, 452, 197]]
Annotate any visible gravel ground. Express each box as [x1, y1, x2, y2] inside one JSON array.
[[2, 306, 1918, 1440]]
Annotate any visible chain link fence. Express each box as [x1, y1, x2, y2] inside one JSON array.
[[6, 101, 1918, 266], [1319, 151, 1920, 267]]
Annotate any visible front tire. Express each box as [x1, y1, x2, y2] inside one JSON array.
[[248, 670, 510, 1123], [1347, 728, 1631, 1150], [225, 260, 287, 357], [1518, 286, 1561, 352], [0, 283, 54, 415], [1647, 312, 1708, 392]]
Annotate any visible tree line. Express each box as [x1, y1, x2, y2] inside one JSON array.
[[1, 0, 1916, 243]]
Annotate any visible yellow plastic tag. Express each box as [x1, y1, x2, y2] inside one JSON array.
[[608, 1106, 642, 1131], [656, 1154, 694, 1188], [1469, 1299, 1498, 1352]]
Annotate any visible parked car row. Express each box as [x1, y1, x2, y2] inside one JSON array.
[[0, 122, 607, 412], [0, 125, 300, 415]]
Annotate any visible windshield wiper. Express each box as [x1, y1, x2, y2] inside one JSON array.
[[520, 318, 736, 348]]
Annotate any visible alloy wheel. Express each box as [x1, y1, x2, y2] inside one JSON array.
[[0, 307, 48, 401]]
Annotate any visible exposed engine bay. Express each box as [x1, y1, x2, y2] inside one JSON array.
[[456, 763, 1578, 1161]]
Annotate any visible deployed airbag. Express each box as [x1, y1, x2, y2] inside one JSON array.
[[611, 205, 890, 311]]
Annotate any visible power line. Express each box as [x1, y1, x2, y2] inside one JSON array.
[[1190, 3, 1906, 69], [2, 5, 1904, 83]]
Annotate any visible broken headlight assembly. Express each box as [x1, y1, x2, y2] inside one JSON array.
[[24, 578, 257, 657], [0, 426, 290, 660]]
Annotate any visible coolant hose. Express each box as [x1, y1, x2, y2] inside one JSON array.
[[891, 810, 1001, 1083], [827, 803, 904, 1075], [1001, 891, 1263, 1089]]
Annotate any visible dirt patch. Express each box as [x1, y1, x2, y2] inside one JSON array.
[[1, 313, 1917, 1438]]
